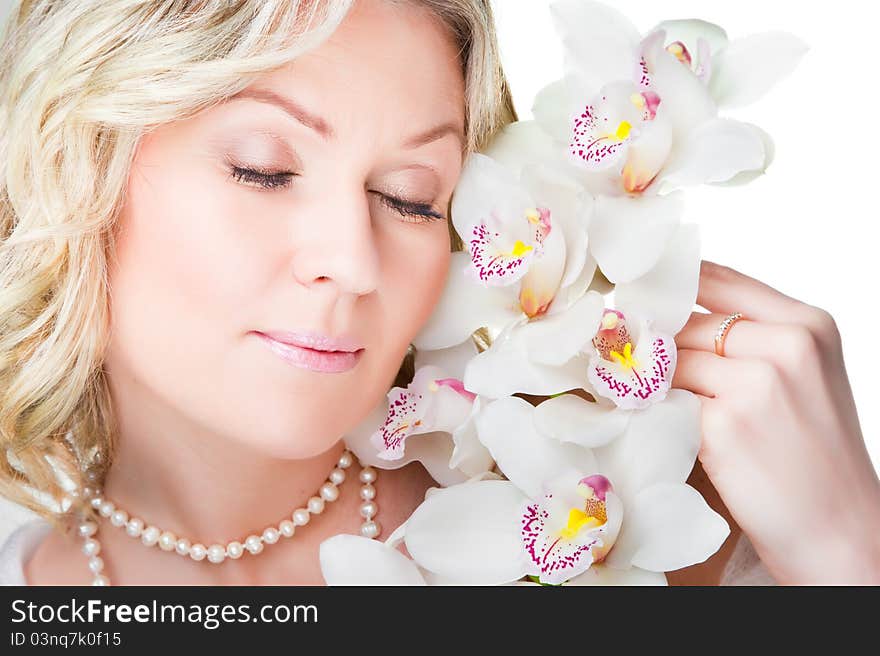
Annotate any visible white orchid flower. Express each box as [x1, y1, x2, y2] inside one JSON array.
[[413, 148, 593, 351], [395, 393, 727, 585], [460, 225, 696, 405], [344, 340, 494, 486], [537, 0, 803, 196]]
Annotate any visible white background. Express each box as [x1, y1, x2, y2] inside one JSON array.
[[491, 0, 879, 472], [0, 1, 877, 541]]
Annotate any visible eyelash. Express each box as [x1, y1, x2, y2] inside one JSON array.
[[228, 165, 446, 224]]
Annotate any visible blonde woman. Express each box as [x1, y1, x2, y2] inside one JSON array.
[[0, 0, 877, 586]]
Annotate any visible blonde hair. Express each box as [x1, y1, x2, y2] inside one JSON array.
[[0, 0, 516, 525]]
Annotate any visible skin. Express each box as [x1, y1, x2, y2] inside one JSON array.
[[26, 0, 462, 585], [671, 260, 880, 584], [24, 1, 878, 586]]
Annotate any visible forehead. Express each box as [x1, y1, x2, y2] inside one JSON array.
[[250, 0, 466, 146]]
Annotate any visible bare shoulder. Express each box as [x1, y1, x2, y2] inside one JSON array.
[[664, 460, 742, 585], [24, 525, 92, 586]]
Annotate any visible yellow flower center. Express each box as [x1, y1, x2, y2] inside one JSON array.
[[559, 508, 602, 539], [609, 341, 639, 369], [613, 120, 632, 141], [525, 208, 540, 223], [510, 239, 532, 257]]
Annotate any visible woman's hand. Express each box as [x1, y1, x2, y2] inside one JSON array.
[[671, 260, 880, 584]]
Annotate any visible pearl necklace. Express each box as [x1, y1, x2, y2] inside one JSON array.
[[73, 448, 379, 585]]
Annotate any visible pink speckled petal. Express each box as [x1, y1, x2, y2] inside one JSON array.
[[520, 472, 623, 585], [569, 81, 645, 171], [586, 318, 677, 410]]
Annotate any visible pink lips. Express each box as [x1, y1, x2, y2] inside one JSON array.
[[252, 330, 364, 373]]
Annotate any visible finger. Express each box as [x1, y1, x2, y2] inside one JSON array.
[[697, 260, 812, 324], [671, 348, 748, 398], [674, 310, 798, 361]]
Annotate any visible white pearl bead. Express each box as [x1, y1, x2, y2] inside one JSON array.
[[359, 520, 381, 539], [226, 541, 244, 559], [359, 467, 377, 484], [189, 543, 207, 561], [262, 527, 280, 544], [98, 501, 115, 517], [88, 556, 104, 574], [175, 538, 191, 556], [359, 484, 376, 501], [337, 451, 354, 469], [292, 508, 310, 526], [359, 501, 377, 519], [125, 518, 144, 538], [90, 497, 103, 509], [141, 525, 160, 547], [82, 486, 95, 499], [319, 482, 339, 502], [78, 521, 97, 537], [92, 575, 109, 586], [110, 509, 129, 527], [207, 544, 226, 564], [82, 538, 100, 557], [329, 468, 346, 485], [158, 531, 177, 551], [279, 520, 296, 538], [245, 535, 263, 555], [307, 496, 325, 515]]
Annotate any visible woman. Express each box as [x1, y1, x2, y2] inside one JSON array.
[[0, 0, 877, 586]]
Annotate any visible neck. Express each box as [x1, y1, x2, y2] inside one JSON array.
[[101, 373, 348, 544]]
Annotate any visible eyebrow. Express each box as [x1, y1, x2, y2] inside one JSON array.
[[229, 87, 465, 151]]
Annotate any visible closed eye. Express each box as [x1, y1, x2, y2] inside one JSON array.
[[228, 165, 446, 224]]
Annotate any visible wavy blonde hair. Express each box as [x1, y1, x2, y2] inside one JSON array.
[[0, 0, 516, 526]]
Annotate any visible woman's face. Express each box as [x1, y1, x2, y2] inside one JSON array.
[[105, 0, 465, 458]]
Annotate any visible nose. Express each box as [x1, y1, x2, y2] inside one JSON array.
[[290, 187, 381, 300]]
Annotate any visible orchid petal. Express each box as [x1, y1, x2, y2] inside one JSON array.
[[643, 39, 717, 140], [319, 534, 427, 585], [517, 208, 566, 319], [649, 19, 729, 58], [568, 81, 646, 171], [532, 77, 577, 146], [594, 389, 701, 503], [522, 289, 605, 366], [589, 192, 683, 284], [534, 392, 631, 449], [450, 152, 533, 248], [474, 395, 598, 499], [620, 110, 673, 193], [660, 118, 767, 188], [614, 222, 700, 335], [520, 163, 593, 291], [346, 402, 469, 484], [550, 0, 641, 98], [449, 396, 496, 476], [484, 119, 575, 181], [521, 470, 622, 585], [463, 320, 589, 398], [586, 316, 677, 410], [404, 479, 528, 584], [414, 338, 479, 380], [712, 123, 775, 187], [605, 482, 730, 572], [369, 365, 444, 460], [413, 251, 520, 351], [709, 32, 808, 108]]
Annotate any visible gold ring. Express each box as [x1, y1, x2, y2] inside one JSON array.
[[714, 312, 744, 357]]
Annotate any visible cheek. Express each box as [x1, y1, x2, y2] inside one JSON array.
[[380, 227, 452, 345], [110, 158, 273, 339]]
